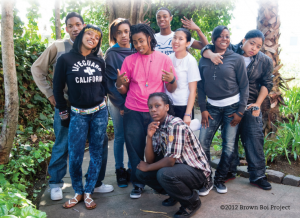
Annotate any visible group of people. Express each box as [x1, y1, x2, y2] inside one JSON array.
[[31, 6, 273, 218]]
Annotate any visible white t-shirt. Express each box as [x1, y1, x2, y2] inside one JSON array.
[[243, 56, 251, 67], [155, 31, 195, 55], [166, 53, 201, 105]]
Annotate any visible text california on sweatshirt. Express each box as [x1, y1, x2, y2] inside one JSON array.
[[53, 49, 107, 112]]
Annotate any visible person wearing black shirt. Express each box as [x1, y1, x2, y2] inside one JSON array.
[[53, 25, 107, 210]]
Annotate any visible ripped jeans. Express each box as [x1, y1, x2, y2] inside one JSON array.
[[199, 102, 239, 181]]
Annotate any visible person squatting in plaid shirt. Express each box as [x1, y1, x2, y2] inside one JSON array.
[[136, 92, 211, 218]]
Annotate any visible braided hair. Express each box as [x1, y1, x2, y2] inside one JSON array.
[[148, 92, 175, 116], [130, 24, 157, 51]]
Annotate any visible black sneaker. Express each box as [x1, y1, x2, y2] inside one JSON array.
[[197, 182, 213, 196], [225, 172, 236, 183], [126, 168, 132, 182], [162, 197, 178, 206], [250, 177, 272, 190], [130, 186, 143, 199], [174, 199, 201, 218], [214, 180, 227, 194], [116, 168, 128, 188]]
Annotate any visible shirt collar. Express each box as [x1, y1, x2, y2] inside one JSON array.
[[160, 114, 173, 129], [69, 38, 74, 44]]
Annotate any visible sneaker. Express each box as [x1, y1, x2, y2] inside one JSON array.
[[214, 180, 227, 194], [50, 187, 63, 201], [162, 197, 178, 206], [116, 168, 128, 188], [174, 199, 201, 218], [250, 177, 272, 190], [225, 172, 236, 183], [197, 182, 213, 196], [94, 183, 114, 193], [126, 168, 132, 182], [130, 186, 143, 199]]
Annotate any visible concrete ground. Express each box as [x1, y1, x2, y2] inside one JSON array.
[[39, 112, 300, 218]]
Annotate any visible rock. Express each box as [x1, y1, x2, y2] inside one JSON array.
[[210, 158, 220, 169], [237, 166, 250, 178], [266, 170, 285, 183], [282, 175, 300, 186], [239, 160, 248, 166]]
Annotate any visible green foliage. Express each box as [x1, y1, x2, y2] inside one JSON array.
[[264, 114, 300, 164], [280, 86, 300, 116], [0, 174, 47, 218]]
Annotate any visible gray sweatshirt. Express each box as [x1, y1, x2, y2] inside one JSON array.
[[197, 48, 249, 116]]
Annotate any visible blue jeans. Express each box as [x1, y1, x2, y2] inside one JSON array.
[[108, 99, 131, 170], [123, 107, 152, 188], [48, 108, 108, 189], [68, 107, 108, 194], [229, 110, 266, 181], [199, 102, 239, 181]]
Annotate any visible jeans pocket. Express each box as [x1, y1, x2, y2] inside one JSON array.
[[229, 102, 239, 108], [124, 106, 132, 115]]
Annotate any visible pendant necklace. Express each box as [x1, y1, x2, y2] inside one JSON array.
[[213, 64, 217, 80], [141, 54, 152, 87]]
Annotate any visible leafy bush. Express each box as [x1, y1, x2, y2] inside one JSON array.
[[0, 174, 46, 218], [280, 86, 300, 116], [264, 113, 300, 164]]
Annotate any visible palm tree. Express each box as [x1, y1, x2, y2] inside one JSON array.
[[257, 0, 293, 136]]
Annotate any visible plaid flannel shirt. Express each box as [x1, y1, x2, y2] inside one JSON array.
[[152, 115, 211, 178]]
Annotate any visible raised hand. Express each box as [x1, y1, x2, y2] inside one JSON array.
[[116, 69, 129, 87], [181, 16, 200, 31], [147, 121, 160, 138], [161, 66, 175, 83], [201, 111, 213, 128], [141, 19, 150, 26], [210, 52, 225, 65]]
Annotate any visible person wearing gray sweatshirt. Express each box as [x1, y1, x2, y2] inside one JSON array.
[[197, 26, 249, 195]]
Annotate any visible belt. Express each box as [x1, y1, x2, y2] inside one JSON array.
[[71, 101, 106, 115]]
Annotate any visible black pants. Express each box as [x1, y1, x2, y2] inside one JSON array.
[[136, 164, 207, 207], [173, 105, 194, 120]]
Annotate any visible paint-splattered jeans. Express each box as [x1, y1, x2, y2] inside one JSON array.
[[199, 102, 239, 181], [68, 107, 108, 194]]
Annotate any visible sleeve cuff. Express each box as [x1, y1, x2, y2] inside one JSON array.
[[237, 105, 246, 117], [199, 103, 207, 113]]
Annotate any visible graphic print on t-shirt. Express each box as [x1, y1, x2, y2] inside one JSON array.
[[155, 36, 174, 55], [72, 60, 103, 84]]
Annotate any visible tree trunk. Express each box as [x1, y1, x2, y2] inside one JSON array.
[[257, 0, 288, 136], [55, 0, 61, 40], [0, 0, 19, 164], [107, 0, 151, 25]]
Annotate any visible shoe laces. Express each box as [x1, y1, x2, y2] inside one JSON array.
[[53, 187, 61, 192]]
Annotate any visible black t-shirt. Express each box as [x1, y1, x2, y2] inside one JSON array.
[[53, 49, 107, 111]]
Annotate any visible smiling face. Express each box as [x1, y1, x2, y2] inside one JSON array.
[[214, 29, 230, 52], [81, 30, 100, 52], [156, 10, 172, 30], [172, 31, 190, 53], [66, 17, 85, 42], [242, 37, 263, 57], [132, 32, 152, 55], [148, 96, 169, 123], [115, 23, 130, 47]]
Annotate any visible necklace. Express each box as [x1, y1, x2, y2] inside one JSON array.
[[141, 54, 152, 87], [174, 52, 187, 68], [213, 64, 217, 80]]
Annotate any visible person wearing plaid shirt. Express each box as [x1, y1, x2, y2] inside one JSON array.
[[136, 92, 211, 218]]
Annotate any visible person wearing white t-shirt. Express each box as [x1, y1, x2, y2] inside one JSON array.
[[165, 28, 201, 126], [154, 7, 208, 55]]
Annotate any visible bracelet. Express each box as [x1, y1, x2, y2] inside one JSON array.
[[184, 113, 191, 117], [170, 76, 176, 84], [115, 82, 123, 90]]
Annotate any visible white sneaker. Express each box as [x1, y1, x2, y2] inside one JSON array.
[[94, 183, 114, 193], [51, 187, 63, 200]]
